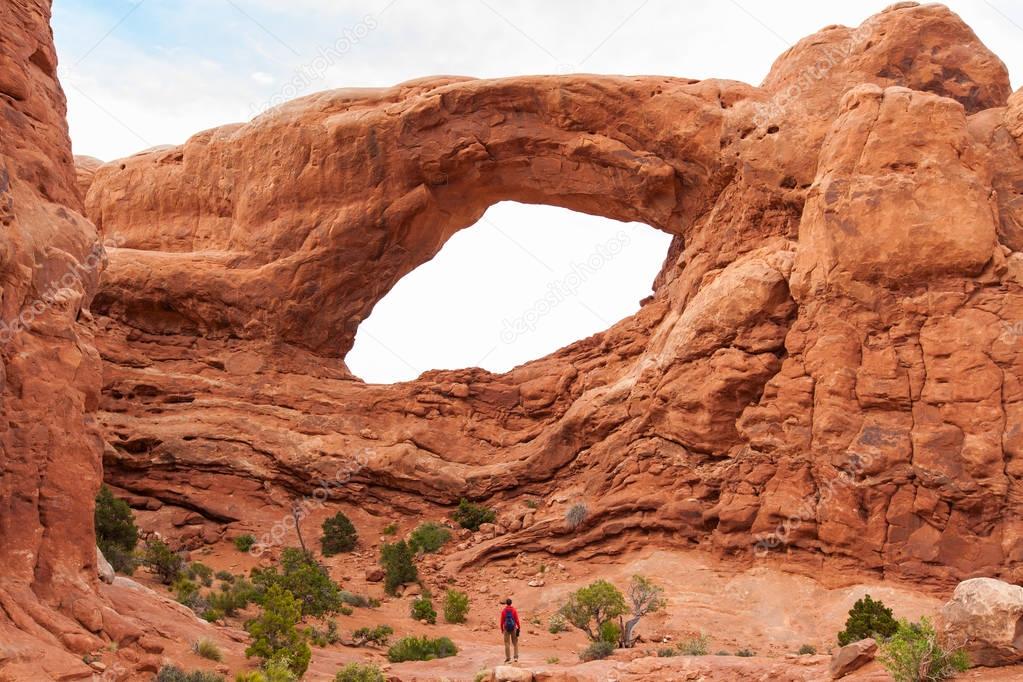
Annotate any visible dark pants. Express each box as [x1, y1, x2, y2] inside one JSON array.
[[503, 629, 519, 660]]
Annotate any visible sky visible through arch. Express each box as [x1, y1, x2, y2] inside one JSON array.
[[54, 0, 1022, 380]]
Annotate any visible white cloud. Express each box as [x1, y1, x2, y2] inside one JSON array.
[[250, 71, 275, 84]]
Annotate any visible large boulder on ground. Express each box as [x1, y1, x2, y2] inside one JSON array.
[[940, 578, 1023, 666], [829, 637, 877, 679]]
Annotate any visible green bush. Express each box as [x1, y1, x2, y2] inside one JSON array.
[[657, 647, 677, 657], [244, 585, 311, 678], [338, 590, 370, 608], [173, 576, 204, 610], [188, 562, 214, 587], [452, 498, 496, 531], [382, 523, 398, 536], [599, 620, 621, 645], [143, 538, 184, 584], [411, 594, 437, 624], [838, 594, 899, 646], [252, 547, 342, 616], [306, 620, 339, 647], [548, 613, 569, 634], [735, 648, 755, 657], [334, 663, 385, 682], [380, 541, 417, 595], [208, 577, 256, 616], [797, 644, 817, 655], [560, 579, 627, 642], [524, 499, 539, 509], [234, 534, 257, 552], [677, 634, 709, 656], [878, 617, 970, 682], [408, 522, 452, 554], [156, 666, 224, 682], [321, 512, 358, 555], [216, 570, 235, 582], [580, 640, 615, 661], [386, 635, 458, 662], [352, 624, 394, 647], [234, 656, 297, 682], [193, 638, 223, 661], [94, 485, 139, 574], [443, 589, 470, 624]]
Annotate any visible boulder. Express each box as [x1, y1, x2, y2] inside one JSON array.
[[491, 666, 534, 682], [96, 547, 116, 584], [829, 638, 877, 679], [365, 568, 384, 582], [940, 577, 1023, 666]]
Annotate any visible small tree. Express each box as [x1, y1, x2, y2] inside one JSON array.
[[321, 512, 358, 555], [560, 579, 627, 642], [443, 589, 470, 623], [252, 547, 342, 616], [452, 498, 496, 531], [877, 617, 969, 682], [94, 485, 139, 574], [620, 575, 666, 647], [142, 538, 184, 584], [838, 594, 899, 646], [245, 585, 311, 678], [380, 540, 417, 595]]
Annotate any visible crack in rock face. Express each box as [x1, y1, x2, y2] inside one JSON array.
[[4, 0, 1023, 676]]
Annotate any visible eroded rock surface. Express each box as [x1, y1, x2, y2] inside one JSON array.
[[76, 2, 1023, 591]]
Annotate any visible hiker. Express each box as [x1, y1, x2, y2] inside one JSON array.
[[499, 598, 521, 662]]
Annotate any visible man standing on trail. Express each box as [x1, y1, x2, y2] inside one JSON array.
[[499, 598, 521, 662]]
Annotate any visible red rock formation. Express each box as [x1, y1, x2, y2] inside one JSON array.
[[79, 2, 1023, 590]]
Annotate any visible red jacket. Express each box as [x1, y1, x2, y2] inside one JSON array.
[[499, 605, 520, 631]]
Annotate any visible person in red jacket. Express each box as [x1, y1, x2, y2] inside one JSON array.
[[499, 598, 521, 662]]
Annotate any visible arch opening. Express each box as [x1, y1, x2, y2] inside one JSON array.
[[346, 202, 672, 384]]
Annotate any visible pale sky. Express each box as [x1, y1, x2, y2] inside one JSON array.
[[53, 1, 1022, 382]]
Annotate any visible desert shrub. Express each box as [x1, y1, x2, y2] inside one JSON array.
[[321, 511, 358, 555], [408, 522, 451, 554], [188, 562, 214, 587], [94, 485, 139, 574], [306, 620, 339, 647], [334, 663, 385, 682], [452, 498, 496, 531], [379, 540, 417, 595], [339, 604, 353, 616], [234, 656, 297, 682], [386, 635, 458, 662], [579, 640, 615, 661], [234, 534, 256, 552], [202, 607, 223, 623], [797, 644, 817, 655], [548, 613, 569, 634], [560, 579, 627, 642], [524, 498, 539, 509], [142, 538, 184, 584], [838, 594, 899, 646], [877, 617, 970, 682], [208, 577, 257, 616], [599, 620, 621, 645], [156, 666, 225, 682], [244, 585, 311, 677], [735, 648, 755, 657], [193, 638, 223, 661], [173, 576, 202, 607], [565, 503, 588, 530], [352, 624, 394, 647], [382, 523, 398, 536], [657, 647, 678, 657], [677, 634, 709, 656], [546, 656, 559, 664], [411, 594, 437, 624], [338, 590, 370, 608], [252, 547, 341, 616], [443, 589, 469, 623], [216, 570, 235, 582]]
